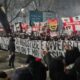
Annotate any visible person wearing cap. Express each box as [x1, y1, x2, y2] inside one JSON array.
[[26, 55, 47, 80], [28, 56, 47, 80]]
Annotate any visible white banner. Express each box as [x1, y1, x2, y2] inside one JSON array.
[[0, 37, 80, 58]]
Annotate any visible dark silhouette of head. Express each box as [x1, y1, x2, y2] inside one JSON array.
[[0, 71, 7, 78], [26, 55, 35, 64]]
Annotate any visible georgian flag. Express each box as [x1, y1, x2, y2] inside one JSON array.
[[62, 16, 80, 32]]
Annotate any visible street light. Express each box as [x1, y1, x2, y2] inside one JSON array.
[[21, 8, 25, 13], [20, 8, 26, 22]]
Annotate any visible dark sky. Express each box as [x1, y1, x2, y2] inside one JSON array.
[[52, 0, 80, 17], [0, 0, 80, 17]]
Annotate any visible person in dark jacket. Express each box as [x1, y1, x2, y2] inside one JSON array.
[[49, 56, 65, 80], [73, 48, 80, 80], [8, 36, 15, 54], [8, 53, 15, 68], [26, 55, 35, 64], [64, 46, 80, 66], [72, 47, 80, 61], [12, 55, 47, 80], [43, 48, 65, 80], [8, 36, 15, 68], [25, 55, 47, 80], [64, 45, 80, 80], [28, 57, 47, 80]]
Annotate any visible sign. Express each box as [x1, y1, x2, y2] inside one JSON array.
[[48, 18, 58, 31], [32, 26, 40, 32], [0, 37, 80, 58], [29, 10, 43, 26], [14, 23, 20, 32], [50, 32, 59, 37], [43, 12, 55, 21]]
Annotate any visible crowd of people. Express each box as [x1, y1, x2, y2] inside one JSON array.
[[0, 2, 80, 80], [0, 31, 80, 41], [0, 41, 80, 80]]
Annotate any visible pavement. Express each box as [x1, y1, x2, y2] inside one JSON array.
[[0, 50, 27, 76]]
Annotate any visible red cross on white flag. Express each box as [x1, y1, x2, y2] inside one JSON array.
[[62, 16, 80, 32]]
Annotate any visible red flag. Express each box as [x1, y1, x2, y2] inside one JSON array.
[[21, 23, 28, 32]]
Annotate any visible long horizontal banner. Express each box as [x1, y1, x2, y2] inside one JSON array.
[[0, 37, 80, 58]]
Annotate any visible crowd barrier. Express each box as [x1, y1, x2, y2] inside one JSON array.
[[0, 37, 80, 58]]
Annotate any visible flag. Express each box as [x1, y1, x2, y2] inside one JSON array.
[[62, 16, 80, 32], [21, 23, 28, 32], [32, 25, 40, 32], [32, 22, 46, 32], [32, 22, 40, 32]]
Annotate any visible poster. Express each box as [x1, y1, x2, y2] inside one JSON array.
[[48, 18, 58, 31]]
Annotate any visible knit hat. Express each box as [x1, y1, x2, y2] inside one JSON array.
[[35, 57, 41, 62]]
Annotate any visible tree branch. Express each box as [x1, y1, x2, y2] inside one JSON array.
[[9, 11, 20, 23], [4, 0, 7, 13], [7, 0, 12, 10], [9, 0, 34, 23]]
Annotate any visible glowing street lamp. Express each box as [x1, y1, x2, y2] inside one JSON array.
[[20, 8, 26, 22]]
